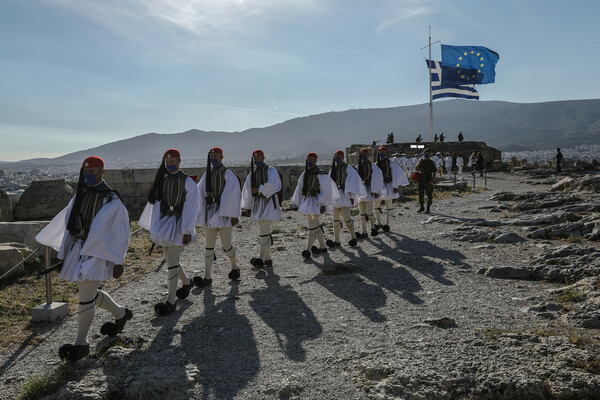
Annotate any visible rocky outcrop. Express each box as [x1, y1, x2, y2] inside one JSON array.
[[12, 180, 74, 221], [0, 190, 12, 222]]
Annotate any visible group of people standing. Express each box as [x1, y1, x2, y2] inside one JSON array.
[[34, 144, 453, 362]]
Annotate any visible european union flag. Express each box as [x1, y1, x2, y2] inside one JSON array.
[[441, 45, 499, 84]]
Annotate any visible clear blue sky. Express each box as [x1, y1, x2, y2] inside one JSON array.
[[1, 0, 599, 161]]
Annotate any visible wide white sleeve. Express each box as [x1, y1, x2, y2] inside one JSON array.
[[138, 202, 160, 230], [370, 164, 384, 195], [259, 167, 282, 199], [218, 169, 242, 218], [391, 162, 409, 187], [317, 174, 339, 206], [241, 173, 253, 210], [344, 165, 367, 198], [81, 195, 130, 265], [35, 196, 75, 251], [181, 177, 200, 235], [292, 172, 305, 207]]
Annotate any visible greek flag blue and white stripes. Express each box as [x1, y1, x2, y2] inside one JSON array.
[[426, 59, 479, 100]]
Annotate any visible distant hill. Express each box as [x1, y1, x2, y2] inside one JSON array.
[[14, 99, 600, 166]]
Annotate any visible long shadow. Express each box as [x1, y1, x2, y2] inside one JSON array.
[[248, 270, 322, 362], [181, 283, 259, 400]]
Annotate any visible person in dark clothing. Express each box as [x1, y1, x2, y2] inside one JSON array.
[[415, 134, 422, 143], [556, 148, 563, 173], [458, 131, 464, 142], [439, 132, 445, 142], [476, 152, 484, 177], [434, 133, 439, 142], [415, 149, 437, 213]]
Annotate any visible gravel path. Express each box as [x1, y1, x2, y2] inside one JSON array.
[[2, 172, 599, 400]]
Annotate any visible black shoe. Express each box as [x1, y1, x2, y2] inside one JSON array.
[[59, 344, 89, 362], [348, 238, 358, 247], [311, 245, 320, 255], [264, 260, 273, 267], [375, 224, 382, 231], [319, 247, 328, 253], [250, 258, 264, 267], [302, 250, 311, 259], [417, 205, 425, 213], [175, 279, 195, 300], [100, 308, 133, 336], [326, 239, 335, 248], [228, 268, 240, 281], [426, 204, 431, 214], [154, 301, 176, 316], [371, 229, 378, 237], [193, 276, 212, 287], [356, 232, 367, 239], [382, 225, 390, 232]]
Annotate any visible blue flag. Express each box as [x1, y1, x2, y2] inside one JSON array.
[[427, 59, 479, 100], [441, 45, 499, 84]]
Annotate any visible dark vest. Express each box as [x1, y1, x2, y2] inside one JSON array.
[[206, 165, 227, 205], [377, 158, 392, 183], [302, 168, 322, 197], [331, 163, 347, 191], [72, 186, 113, 240], [160, 172, 187, 217], [252, 164, 269, 198]]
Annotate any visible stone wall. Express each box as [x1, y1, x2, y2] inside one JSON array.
[[13, 180, 75, 221]]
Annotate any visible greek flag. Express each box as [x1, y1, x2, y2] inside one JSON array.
[[427, 59, 479, 100]]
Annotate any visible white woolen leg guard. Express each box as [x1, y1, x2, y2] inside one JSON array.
[[358, 202, 368, 233], [219, 227, 237, 270], [332, 208, 342, 242], [341, 207, 356, 239], [315, 217, 326, 249], [75, 280, 100, 346], [204, 228, 218, 280], [164, 246, 185, 304], [374, 199, 383, 225], [258, 220, 272, 261], [386, 199, 393, 225], [365, 201, 376, 230], [306, 215, 320, 250]]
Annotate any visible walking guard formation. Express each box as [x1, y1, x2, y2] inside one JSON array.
[[35, 145, 443, 362]]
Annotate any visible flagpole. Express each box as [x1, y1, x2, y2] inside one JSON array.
[[429, 25, 433, 143]]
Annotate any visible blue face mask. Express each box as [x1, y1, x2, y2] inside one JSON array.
[[424, 154, 430, 159], [84, 173, 97, 187], [307, 162, 314, 169], [334, 158, 342, 164], [166, 164, 178, 173], [360, 155, 368, 161], [211, 158, 220, 167], [254, 161, 264, 167]]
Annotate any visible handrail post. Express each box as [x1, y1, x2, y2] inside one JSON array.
[[45, 246, 53, 305], [471, 170, 478, 192]]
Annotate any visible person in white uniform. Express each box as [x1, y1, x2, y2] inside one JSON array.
[[241, 149, 282, 268], [326, 150, 365, 248], [35, 156, 132, 362], [355, 148, 384, 239], [457, 152, 464, 179], [139, 148, 200, 316], [292, 152, 339, 259], [374, 146, 409, 232], [193, 147, 242, 286]]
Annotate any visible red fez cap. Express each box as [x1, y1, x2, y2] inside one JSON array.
[[210, 147, 223, 155], [360, 147, 369, 153], [378, 146, 387, 152], [82, 156, 104, 168], [306, 152, 318, 158], [252, 149, 264, 157], [335, 150, 345, 156], [164, 148, 180, 159]]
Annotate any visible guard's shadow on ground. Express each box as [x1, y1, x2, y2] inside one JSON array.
[[249, 269, 323, 361]]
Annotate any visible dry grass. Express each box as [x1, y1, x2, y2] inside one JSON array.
[[0, 222, 162, 350]]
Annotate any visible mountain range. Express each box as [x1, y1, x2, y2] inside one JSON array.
[[12, 99, 600, 166]]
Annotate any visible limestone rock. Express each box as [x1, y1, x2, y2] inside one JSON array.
[[0, 190, 12, 222], [13, 180, 74, 221]]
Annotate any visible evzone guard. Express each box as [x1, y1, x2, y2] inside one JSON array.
[[241, 149, 282, 268], [374, 146, 409, 232], [35, 156, 132, 362], [292, 152, 339, 259], [193, 147, 242, 286], [139, 148, 200, 316], [326, 150, 365, 248], [355, 147, 384, 239]]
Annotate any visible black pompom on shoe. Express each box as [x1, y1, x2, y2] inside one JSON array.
[[176, 280, 195, 300], [302, 250, 311, 259], [264, 259, 273, 267], [250, 258, 264, 267], [326, 239, 335, 248], [193, 276, 212, 287], [100, 308, 133, 336], [59, 344, 89, 362], [154, 301, 176, 316], [311, 245, 320, 255], [228, 268, 241, 281], [382, 225, 390, 232], [371, 229, 378, 237], [348, 238, 357, 247]]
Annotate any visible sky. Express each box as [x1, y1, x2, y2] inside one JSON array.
[[1, 0, 600, 162]]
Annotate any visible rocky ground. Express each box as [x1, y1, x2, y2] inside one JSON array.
[[2, 171, 600, 400]]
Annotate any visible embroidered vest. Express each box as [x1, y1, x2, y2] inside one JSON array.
[[73, 187, 112, 240], [160, 172, 187, 217], [332, 163, 347, 191]]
